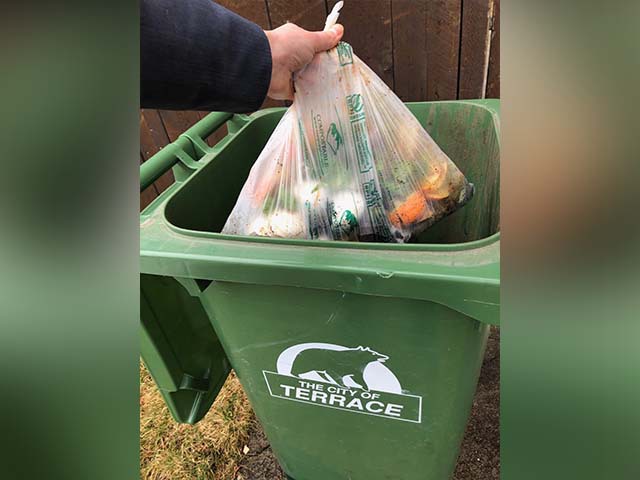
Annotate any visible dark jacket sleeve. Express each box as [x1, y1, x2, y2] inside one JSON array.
[[141, 0, 272, 112]]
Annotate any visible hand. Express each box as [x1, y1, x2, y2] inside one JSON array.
[[264, 23, 344, 101]]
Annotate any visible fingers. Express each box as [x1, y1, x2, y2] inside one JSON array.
[[307, 24, 344, 53], [331, 24, 344, 41]]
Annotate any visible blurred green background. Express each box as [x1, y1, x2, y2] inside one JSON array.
[[0, 2, 139, 479], [502, 1, 640, 478]]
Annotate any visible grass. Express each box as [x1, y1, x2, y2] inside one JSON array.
[[140, 363, 254, 480]]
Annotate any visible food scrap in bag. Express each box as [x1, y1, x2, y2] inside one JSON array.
[[223, 2, 474, 243]]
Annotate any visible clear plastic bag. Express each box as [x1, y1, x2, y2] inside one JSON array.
[[223, 5, 474, 243]]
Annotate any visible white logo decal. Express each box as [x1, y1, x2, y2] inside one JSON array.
[[262, 342, 422, 423]]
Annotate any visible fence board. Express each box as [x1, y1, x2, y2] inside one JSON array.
[[140, 110, 175, 194], [158, 110, 203, 142], [216, 0, 270, 27], [192, 110, 228, 147], [392, 0, 428, 101], [204, 120, 229, 148], [217, 0, 283, 109], [458, 0, 493, 99], [339, 0, 394, 89], [267, 0, 327, 30], [425, 0, 462, 100], [485, 0, 500, 98]]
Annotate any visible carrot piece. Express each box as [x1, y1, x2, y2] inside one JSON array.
[[388, 190, 432, 227]]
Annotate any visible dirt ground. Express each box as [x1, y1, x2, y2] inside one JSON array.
[[451, 327, 500, 480], [237, 328, 500, 480]]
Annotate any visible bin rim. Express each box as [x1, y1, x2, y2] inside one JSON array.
[[163, 220, 499, 252]]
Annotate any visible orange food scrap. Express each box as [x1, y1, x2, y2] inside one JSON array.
[[388, 190, 432, 226], [389, 163, 456, 226]]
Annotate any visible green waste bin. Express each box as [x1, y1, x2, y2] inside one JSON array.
[[140, 100, 500, 480]]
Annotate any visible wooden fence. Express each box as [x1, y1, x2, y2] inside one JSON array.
[[140, 0, 500, 209]]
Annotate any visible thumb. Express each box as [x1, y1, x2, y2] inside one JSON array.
[[308, 24, 344, 53]]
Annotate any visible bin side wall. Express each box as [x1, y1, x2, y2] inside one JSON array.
[[201, 281, 489, 480], [412, 103, 500, 243], [164, 116, 278, 233]]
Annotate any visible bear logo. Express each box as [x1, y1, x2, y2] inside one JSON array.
[[289, 345, 388, 391], [266, 342, 421, 422], [275, 342, 402, 393]]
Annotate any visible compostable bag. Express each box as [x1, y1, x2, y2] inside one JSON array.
[[223, 6, 474, 243]]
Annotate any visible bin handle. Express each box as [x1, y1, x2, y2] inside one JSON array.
[[140, 111, 233, 191]]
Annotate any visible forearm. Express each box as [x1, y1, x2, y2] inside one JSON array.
[[140, 0, 272, 112]]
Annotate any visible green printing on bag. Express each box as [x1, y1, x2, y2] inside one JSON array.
[[346, 94, 373, 174], [340, 210, 358, 233], [363, 180, 392, 241], [363, 179, 382, 208], [304, 200, 320, 240], [346, 93, 365, 121], [352, 122, 373, 173], [327, 122, 344, 155], [297, 119, 312, 171], [336, 42, 353, 66], [311, 111, 330, 176], [327, 202, 358, 239]]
